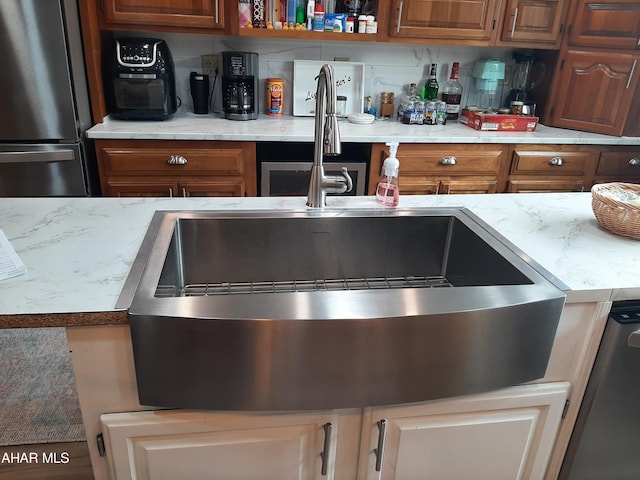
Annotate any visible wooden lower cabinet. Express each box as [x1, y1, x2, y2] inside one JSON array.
[[505, 144, 598, 193], [95, 140, 257, 197], [369, 143, 508, 195], [593, 146, 640, 185], [99, 383, 568, 480]]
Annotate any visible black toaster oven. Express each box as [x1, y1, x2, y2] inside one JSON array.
[[104, 38, 177, 120]]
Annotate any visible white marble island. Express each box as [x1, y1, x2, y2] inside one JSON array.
[[0, 192, 638, 327], [2, 193, 638, 480]]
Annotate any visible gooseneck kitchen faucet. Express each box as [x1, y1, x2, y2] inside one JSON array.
[[306, 64, 353, 208]]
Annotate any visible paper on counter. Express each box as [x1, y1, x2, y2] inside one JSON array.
[[0, 228, 26, 280]]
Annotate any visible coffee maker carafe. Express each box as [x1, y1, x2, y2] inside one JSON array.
[[221, 52, 258, 120]]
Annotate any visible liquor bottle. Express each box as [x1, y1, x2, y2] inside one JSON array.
[[421, 63, 439, 101], [441, 62, 463, 120]]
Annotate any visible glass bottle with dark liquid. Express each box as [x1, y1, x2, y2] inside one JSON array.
[[441, 62, 463, 120]]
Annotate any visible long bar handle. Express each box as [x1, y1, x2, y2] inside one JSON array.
[[374, 419, 387, 472], [397, 2, 403, 33], [626, 59, 637, 90], [510, 7, 519, 37], [0, 150, 75, 163], [320, 422, 332, 476]]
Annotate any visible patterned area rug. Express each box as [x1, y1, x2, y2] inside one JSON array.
[[0, 328, 85, 446]]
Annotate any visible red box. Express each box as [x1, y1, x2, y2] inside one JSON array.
[[460, 109, 539, 132]]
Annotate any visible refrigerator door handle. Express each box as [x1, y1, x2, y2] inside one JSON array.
[[0, 150, 76, 164], [628, 330, 640, 348]]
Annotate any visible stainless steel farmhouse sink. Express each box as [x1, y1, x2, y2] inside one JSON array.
[[118, 207, 567, 411]]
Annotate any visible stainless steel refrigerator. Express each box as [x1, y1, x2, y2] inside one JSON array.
[[0, 0, 98, 196]]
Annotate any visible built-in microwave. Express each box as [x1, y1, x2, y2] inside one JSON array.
[[260, 161, 367, 197], [257, 142, 370, 197]]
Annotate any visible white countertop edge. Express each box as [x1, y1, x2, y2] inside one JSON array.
[[86, 113, 640, 145]]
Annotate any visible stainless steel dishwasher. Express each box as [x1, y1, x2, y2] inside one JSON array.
[[559, 300, 640, 479]]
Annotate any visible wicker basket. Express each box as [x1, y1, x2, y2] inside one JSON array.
[[591, 183, 640, 240]]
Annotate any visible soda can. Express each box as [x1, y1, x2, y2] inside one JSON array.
[[266, 78, 284, 116]]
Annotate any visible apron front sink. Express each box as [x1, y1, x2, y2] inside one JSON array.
[[119, 207, 566, 411]]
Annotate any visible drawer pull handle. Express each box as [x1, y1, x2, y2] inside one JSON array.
[[440, 156, 457, 165], [630, 157, 640, 166], [549, 157, 565, 166], [168, 155, 188, 165]]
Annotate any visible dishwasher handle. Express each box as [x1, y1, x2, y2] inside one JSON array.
[[628, 329, 640, 348]]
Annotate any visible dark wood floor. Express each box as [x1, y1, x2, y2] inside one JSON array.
[[0, 441, 93, 480]]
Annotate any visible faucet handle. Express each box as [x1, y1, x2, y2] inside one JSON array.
[[340, 167, 353, 193]]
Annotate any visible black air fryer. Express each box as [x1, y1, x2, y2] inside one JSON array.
[[105, 38, 177, 120]]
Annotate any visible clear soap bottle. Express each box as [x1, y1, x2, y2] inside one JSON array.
[[375, 142, 400, 207]]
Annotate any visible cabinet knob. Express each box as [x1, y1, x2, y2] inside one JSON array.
[[549, 157, 565, 166], [440, 156, 457, 165], [168, 155, 188, 165], [629, 157, 640, 166]]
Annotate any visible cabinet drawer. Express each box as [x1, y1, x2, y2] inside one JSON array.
[[510, 149, 594, 175], [596, 150, 640, 176], [98, 141, 251, 176], [399, 145, 505, 175]]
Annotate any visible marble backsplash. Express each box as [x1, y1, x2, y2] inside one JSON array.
[[117, 32, 519, 115]]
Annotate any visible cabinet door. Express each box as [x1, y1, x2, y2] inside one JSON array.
[[506, 179, 585, 192], [388, 0, 501, 42], [499, 0, 568, 47], [568, 0, 640, 49], [358, 382, 569, 480], [104, 179, 177, 197], [179, 180, 246, 197], [101, 410, 341, 480], [102, 0, 223, 29], [442, 178, 499, 194], [548, 50, 639, 136]]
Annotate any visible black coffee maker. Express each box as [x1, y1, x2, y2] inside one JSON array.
[[221, 52, 259, 121]]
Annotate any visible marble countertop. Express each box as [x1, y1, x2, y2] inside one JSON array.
[[1, 193, 639, 328], [87, 113, 640, 145]]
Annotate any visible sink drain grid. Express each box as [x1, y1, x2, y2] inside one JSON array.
[[157, 275, 453, 297]]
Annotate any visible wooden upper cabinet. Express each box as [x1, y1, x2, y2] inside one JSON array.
[[498, 0, 568, 47], [102, 0, 224, 30], [568, 0, 640, 50], [547, 49, 639, 135], [387, 0, 502, 43]]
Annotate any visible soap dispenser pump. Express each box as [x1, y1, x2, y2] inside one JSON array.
[[375, 142, 400, 207]]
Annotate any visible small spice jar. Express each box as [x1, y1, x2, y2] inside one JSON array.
[[510, 101, 524, 115]]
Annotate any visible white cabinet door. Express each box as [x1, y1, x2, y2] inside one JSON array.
[[100, 409, 341, 480], [358, 382, 569, 480]]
